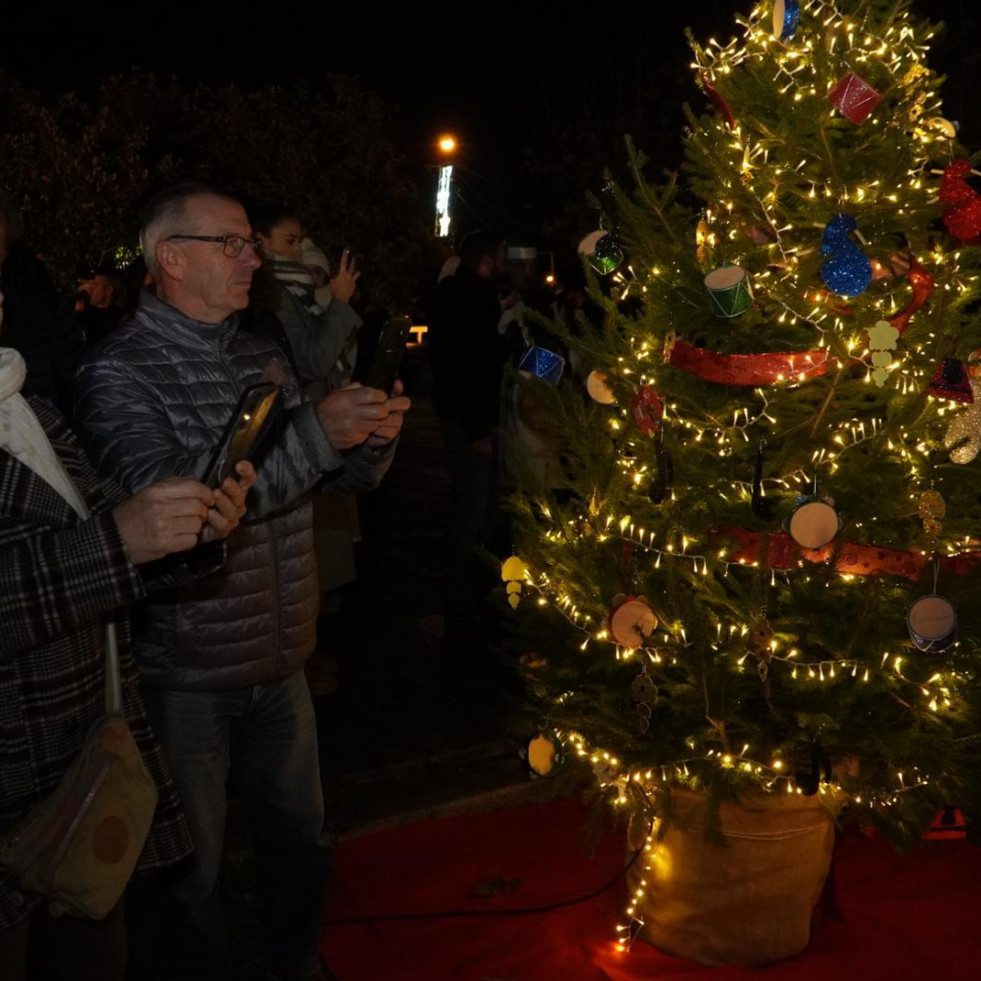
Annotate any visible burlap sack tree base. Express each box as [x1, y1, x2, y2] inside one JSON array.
[[627, 788, 837, 967]]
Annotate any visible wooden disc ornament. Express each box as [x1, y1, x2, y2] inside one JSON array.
[[788, 501, 840, 550], [525, 731, 563, 777], [586, 371, 617, 405], [924, 117, 958, 140], [609, 595, 658, 648], [772, 0, 800, 40], [907, 595, 957, 652]]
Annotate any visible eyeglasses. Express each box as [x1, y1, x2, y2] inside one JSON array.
[[165, 234, 262, 258]]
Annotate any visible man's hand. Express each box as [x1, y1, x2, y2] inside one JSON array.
[[366, 379, 410, 447], [113, 478, 212, 565], [200, 461, 257, 543], [330, 250, 360, 304], [317, 383, 395, 450]]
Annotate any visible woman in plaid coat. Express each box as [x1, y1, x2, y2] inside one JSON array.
[[0, 286, 254, 979]]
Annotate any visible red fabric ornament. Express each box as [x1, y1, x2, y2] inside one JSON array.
[[630, 386, 664, 436], [717, 527, 981, 583], [888, 258, 935, 334], [939, 160, 981, 241], [828, 71, 882, 125], [699, 73, 735, 129], [668, 338, 831, 386], [928, 359, 974, 403]]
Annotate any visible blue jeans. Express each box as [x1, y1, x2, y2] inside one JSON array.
[[143, 672, 330, 981]]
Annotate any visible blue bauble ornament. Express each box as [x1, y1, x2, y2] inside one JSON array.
[[819, 214, 872, 298]]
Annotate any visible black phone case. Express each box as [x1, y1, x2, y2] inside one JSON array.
[[200, 383, 282, 488], [365, 316, 411, 394]]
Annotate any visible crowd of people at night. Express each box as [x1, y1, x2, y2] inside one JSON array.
[[0, 185, 409, 981], [0, 179, 582, 980]]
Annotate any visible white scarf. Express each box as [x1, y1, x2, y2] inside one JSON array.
[[0, 348, 90, 517]]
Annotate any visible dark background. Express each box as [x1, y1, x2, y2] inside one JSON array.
[[4, 1, 978, 245]]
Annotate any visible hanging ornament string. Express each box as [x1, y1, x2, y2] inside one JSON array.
[[751, 439, 776, 520]]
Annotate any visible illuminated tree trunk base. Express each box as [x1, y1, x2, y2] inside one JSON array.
[[626, 789, 836, 967]]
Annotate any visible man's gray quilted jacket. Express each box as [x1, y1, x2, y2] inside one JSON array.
[[74, 291, 393, 691]]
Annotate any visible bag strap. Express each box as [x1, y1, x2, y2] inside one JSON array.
[[104, 620, 122, 715]]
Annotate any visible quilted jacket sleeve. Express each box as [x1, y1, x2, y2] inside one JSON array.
[[75, 352, 394, 515]]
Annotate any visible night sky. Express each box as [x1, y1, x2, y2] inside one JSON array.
[[3, 1, 979, 240]]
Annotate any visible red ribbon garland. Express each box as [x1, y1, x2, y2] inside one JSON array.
[[719, 527, 981, 583], [668, 338, 831, 386]]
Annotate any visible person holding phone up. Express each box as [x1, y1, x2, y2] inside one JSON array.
[[73, 183, 407, 981], [250, 204, 361, 400]]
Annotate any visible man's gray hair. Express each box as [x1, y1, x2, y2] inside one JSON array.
[[140, 183, 240, 275]]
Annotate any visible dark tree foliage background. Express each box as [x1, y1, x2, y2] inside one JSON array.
[[1, 1, 978, 297], [0, 71, 429, 306]]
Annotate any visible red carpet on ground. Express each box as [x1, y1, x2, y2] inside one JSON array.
[[322, 796, 981, 980]]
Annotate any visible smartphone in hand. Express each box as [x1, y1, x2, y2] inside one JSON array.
[[365, 316, 411, 395], [200, 383, 282, 488]]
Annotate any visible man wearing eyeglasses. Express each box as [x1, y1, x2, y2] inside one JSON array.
[[73, 184, 408, 981]]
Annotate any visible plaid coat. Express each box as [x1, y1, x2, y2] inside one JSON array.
[[0, 396, 192, 928]]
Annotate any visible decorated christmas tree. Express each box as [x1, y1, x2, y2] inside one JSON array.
[[510, 0, 981, 964]]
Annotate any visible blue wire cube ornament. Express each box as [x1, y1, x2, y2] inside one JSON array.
[[518, 346, 565, 386], [772, 0, 799, 40], [819, 214, 872, 297]]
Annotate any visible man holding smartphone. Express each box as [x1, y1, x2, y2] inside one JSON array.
[[74, 183, 409, 981]]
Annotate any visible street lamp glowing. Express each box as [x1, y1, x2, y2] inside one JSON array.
[[438, 135, 457, 154]]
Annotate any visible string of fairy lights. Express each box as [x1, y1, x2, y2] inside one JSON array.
[[525, 557, 956, 708]]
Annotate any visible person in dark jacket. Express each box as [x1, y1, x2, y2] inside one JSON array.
[[0, 285, 253, 981], [428, 230, 511, 618], [74, 184, 408, 981]]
